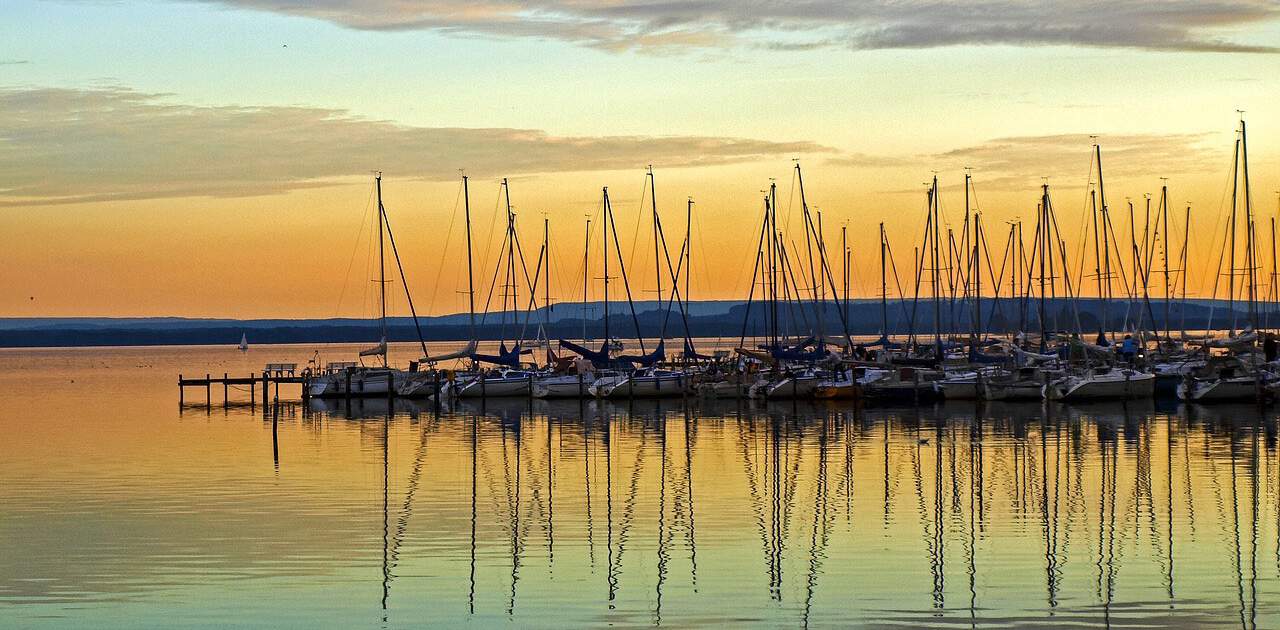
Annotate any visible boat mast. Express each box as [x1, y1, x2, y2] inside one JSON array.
[[842, 223, 849, 337], [685, 197, 693, 315], [931, 176, 942, 358], [463, 176, 476, 341], [1034, 186, 1044, 353], [602, 188, 611, 351], [649, 166, 662, 322], [503, 179, 517, 339], [1229, 130, 1240, 335], [880, 223, 888, 341], [583, 216, 590, 343], [1160, 182, 1171, 341], [1096, 144, 1112, 339], [971, 177, 981, 349], [768, 182, 779, 348], [376, 173, 388, 367], [544, 215, 551, 351], [1241, 115, 1257, 330]]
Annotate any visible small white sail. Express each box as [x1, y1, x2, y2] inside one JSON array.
[[360, 337, 388, 357], [238, 333, 248, 351]]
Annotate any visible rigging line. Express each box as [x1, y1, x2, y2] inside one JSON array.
[[1072, 151, 1098, 293], [334, 183, 378, 320], [1200, 132, 1243, 299], [729, 200, 772, 313], [625, 175, 649, 284], [605, 194, 649, 354], [380, 203, 431, 359], [477, 222, 512, 329], [424, 179, 464, 317], [476, 183, 504, 297]]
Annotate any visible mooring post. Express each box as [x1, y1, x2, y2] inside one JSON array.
[[262, 371, 269, 404], [205, 373, 211, 406], [179, 373, 184, 405], [223, 372, 229, 405], [250, 373, 255, 407], [271, 391, 280, 466]]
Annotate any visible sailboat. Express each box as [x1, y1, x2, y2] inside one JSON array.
[[311, 174, 420, 398], [237, 333, 248, 352]]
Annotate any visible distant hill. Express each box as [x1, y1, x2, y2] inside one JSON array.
[[0, 298, 1267, 348]]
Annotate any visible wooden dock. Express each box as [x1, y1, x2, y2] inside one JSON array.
[[178, 364, 310, 406]]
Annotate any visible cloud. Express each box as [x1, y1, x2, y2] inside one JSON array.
[[927, 133, 1224, 191], [196, 0, 1280, 53], [0, 60, 29, 65], [0, 87, 829, 206]]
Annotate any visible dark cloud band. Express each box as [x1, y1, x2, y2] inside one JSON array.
[[195, 0, 1278, 53]]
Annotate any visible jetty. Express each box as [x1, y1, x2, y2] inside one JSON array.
[[178, 363, 311, 406]]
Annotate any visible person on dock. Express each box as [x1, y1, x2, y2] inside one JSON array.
[[1120, 335, 1137, 364]]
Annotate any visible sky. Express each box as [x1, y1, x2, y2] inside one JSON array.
[[2, 0, 1280, 318]]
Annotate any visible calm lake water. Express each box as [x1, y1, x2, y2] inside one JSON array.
[[3, 343, 1280, 628]]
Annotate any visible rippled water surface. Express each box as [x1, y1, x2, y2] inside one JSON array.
[[4, 344, 1280, 628]]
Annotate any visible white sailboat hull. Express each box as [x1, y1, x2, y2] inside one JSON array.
[[1177, 377, 1260, 402], [456, 376, 532, 398], [765, 376, 820, 399], [532, 375, 592, 398], [1044, 371, 1154, 401], [595, 374, 690, 398], [309, 369, 401, 398]]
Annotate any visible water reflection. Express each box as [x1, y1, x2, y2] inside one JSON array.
[[7, 376, 1280, 626]]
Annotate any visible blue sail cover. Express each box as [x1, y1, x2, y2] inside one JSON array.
[[559, 339, 665, 367], [618, 340, 665, 367], [470, 342, 528, 367], [761, 341, 827, 362], [865, 335, 903, 350], [557, 339, 617, 368]]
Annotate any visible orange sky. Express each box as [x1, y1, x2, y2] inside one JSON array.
[[2, 1, 1279, 318]]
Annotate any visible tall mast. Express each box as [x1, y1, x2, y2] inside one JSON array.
[[1039, 185, 1050, 350], [880, 223, 888, 340], [842, 223, 849, 337], [602, 187, 611, 350], [1229, 132, 1240, 335], [768, 182, 779, 347], [1096, 144, 1112, 338], [685, 198, 693, 313], [376, 173, 388, 367], [544, 216, 551, 327], [1241, 116, 1257, 329], [973, 206, 981, 347], [936, 174, 947, 355], [1160, 183, 1170, 340], [1181, 205, 1190, 338], [463, 175, 476, 340], [649, 166, 662, 316], [582, 216, 590, 343]]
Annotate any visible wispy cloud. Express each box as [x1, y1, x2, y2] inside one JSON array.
[[0, 87, 829, 206], [929, 133, 1224, 191], [0, 60, 29, 65], [197, 0, 1280, 53]]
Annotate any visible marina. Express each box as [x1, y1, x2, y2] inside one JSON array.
[[179, 120, 1280, 416]]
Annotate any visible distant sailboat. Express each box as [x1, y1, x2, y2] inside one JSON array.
[[238, 333, 248, 352]]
